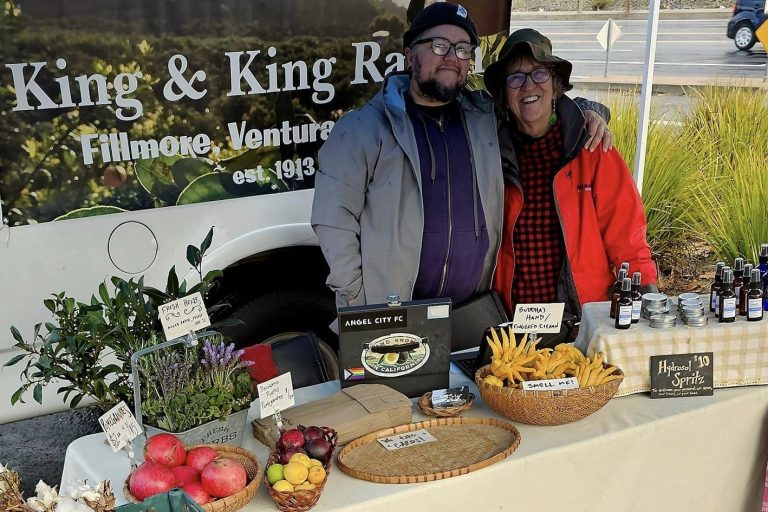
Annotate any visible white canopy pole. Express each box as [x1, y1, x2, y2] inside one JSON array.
[[633, 0, 661, 195]]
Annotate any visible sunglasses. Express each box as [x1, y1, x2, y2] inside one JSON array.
[[412, 37, 476, 61], [506, 68, 552, 89]]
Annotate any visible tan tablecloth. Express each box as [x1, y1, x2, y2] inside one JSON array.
[[574, 300, 768, 396], [61, 373, 768, 511]]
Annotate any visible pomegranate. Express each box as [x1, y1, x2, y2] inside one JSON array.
[[302, 426, 325, 443], [186, 446, 218, 473], [129, 462, 176, 500], [305, 438, 333, 465], [144, 433, 186, 468], [277, 428, 305, 452], [182, 481, 213, 505], [171, 465, 199, 486], [278, 447, 307, 465], [201, 459, 248, 498]]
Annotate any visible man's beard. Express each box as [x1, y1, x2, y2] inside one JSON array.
[[412, 60, 465, 103]]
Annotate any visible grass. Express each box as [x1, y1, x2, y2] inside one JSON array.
[[606, 85, 768, 277]]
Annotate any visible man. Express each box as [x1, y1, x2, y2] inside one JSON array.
[[311, 2, 610, 309]]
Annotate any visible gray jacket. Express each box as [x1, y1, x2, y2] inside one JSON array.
[[311, 73, 504, 308]]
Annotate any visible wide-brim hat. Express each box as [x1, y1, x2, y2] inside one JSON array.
[[484, 28, 573, 103]]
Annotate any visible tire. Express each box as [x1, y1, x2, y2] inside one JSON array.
[[220, 288, 340, 379], [734, 22, 756, 51]]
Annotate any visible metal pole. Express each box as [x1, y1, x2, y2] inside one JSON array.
[[632, 0, 661, 195], [604, 19, 612, 78]]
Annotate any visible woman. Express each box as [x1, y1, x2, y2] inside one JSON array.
[[483, 29, 658, 344]]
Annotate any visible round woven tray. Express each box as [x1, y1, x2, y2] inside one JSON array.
[[124, 444, 262, 512], [475, 364, 624, 426], [337, 417, 520, 484], [417, 392, 475, 417], [263, 426, 337, 512]]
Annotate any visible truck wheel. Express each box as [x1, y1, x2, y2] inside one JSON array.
[[734, 22, 756, 51], [220, 288, 339, 379]]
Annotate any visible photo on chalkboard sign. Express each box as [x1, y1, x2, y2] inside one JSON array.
[[650, 352, 714, 399]]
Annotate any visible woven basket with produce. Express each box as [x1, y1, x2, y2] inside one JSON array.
[[124, 434, 262, 512], [475, 327, 624, 426], [263, 425, 337, 512]]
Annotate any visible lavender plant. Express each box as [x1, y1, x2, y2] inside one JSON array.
[[139, 333, 254, 433]]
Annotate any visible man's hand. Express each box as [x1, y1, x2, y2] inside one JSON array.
[[583, 109, 613, 152]]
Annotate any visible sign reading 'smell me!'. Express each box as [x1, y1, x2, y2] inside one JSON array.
[[650, 352, 714, 399], [158, 292, 211, 340]]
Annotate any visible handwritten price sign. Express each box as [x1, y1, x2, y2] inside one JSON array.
[[99, 401, 143, 452], [158, 292, 211, 341], [257, 373, 295, 419]]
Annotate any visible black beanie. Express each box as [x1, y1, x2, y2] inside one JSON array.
[[403, 2, 479, 49]]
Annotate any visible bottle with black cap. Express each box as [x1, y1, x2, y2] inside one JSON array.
[[610, 268, 628, 319], [760, 244, 768, 311], [718, 269, 736, 323], [748, 268, 764, 321], [630, 272, 642, 324], [733, 258, 745, 308], [615, 277, 632, 329], [709, 262, 725, 313], [739, 263, 753, 316]]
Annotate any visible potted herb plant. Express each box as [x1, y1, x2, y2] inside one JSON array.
[[136, 332, 255, 445]]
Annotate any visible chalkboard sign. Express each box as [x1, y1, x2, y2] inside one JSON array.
[[650, 352, 714, 399]]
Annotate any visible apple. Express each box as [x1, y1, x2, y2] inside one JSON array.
[[200, 459, 248, 498], [186, 446, 218, 473]]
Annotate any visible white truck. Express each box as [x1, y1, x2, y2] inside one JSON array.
[[0, 0, 506, 423]]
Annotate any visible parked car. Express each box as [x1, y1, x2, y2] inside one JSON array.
[[727, 0, 767, 50]]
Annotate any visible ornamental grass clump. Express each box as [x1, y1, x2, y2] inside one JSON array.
[[139, 333, 254, 433]]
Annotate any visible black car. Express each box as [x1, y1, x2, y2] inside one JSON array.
[[727, 0, 767, 50]]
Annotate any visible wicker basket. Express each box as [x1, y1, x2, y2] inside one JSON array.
[[475, 364, 624, 426], [124, 444, 262, 512], [263, 426, 337, 512], [417, 392, 474, 417]]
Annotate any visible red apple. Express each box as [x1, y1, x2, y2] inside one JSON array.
[[182, 481, 213, 505], [277, 428, 305, 452], [144, 433, 186, 468], [200, 459, 248, 498], [186, 446, 218, 473], [171, 465, 199, 486], [129, 462, 176, 500]]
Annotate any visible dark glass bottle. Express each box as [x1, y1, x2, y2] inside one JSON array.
[[709, 262, 725, 312], [615, 278, 632, 330], [630, 272, 642, 324], [760, 244, 768, 311], [733, 258, 745, 309], [739, 263, 753, 316], [748, 268, 764, 322], [610, 269, 628, 319], [718, 269, 736, 323]]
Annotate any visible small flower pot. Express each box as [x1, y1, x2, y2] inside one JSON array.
[[144, 409, 249, 447]]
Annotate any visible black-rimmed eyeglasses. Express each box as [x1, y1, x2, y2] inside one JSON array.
[[412, 37, 476, 61], [506, 68, 552, 89]]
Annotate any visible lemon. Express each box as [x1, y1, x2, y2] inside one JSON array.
[[272, 480, 294, 492], [295, 482, 316, 491], [307, 465, 326, 485], [283, 462, 309, 485], [308, 458, 323, 468], [289, 452, 312, 468], [483, 375, 504, 387]]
